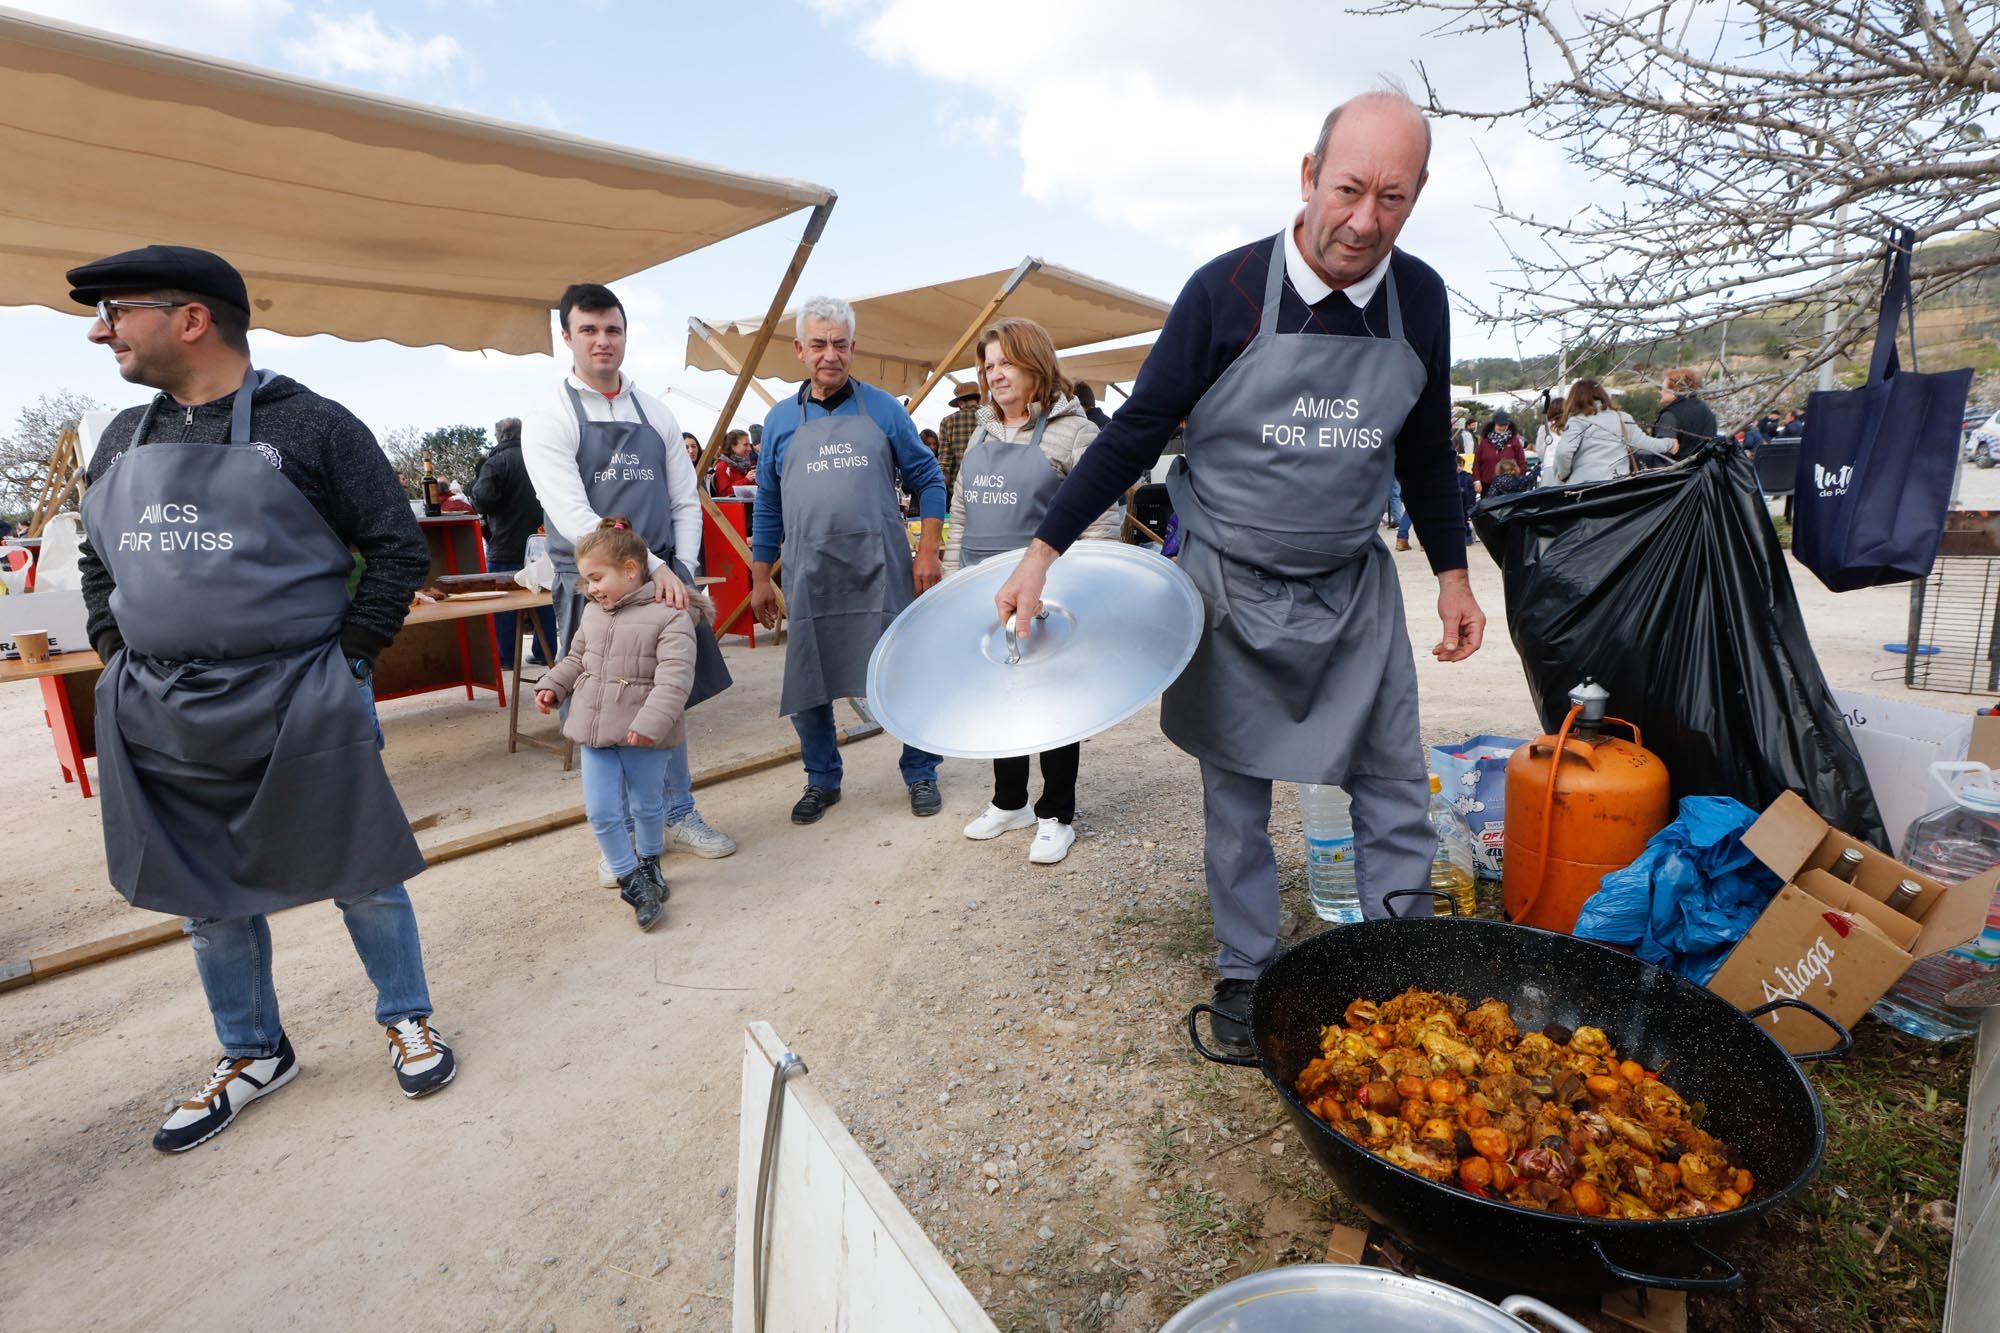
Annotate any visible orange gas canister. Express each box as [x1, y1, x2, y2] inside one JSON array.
[[1503, 682, 1672, 934]]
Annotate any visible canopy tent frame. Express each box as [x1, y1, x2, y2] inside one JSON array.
[[685, 257, 1167, 408], [690, 200, 836, 600], [901, 257, 1039, 415]]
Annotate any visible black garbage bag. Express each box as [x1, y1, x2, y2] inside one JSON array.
[[1472, 443, 1887, 848]]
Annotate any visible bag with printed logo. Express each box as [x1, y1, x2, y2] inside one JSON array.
[[1428, 736, 1526, 879], [1793, 224, 1972, 593]]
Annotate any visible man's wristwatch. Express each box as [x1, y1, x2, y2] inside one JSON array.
[[347, 656, 374, 682]]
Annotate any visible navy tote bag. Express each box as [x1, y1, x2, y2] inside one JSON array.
[[1794, 225, 1971, 592]]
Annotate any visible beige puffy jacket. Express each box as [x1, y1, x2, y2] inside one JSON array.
[[942, 396, 1121, 572], [538, 582, 709, 748]]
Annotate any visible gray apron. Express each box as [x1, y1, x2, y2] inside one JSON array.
[[957, 414, 1062, 568], [777, 386, 914, 715], [1163, 237, 1429, 784], [546, 382, 730, 708], [80, 370, 425, 918]]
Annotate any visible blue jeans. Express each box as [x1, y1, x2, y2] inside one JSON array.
[[581, 743, 672, 876], [791, 702, 938, 789], [189, 885, 433, 1057], [1386, 481, 1404, 527], [1397, 507, 1415, 542], [186, 670, 432, 1057]]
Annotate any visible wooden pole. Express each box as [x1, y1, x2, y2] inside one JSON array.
[[903, 257, 1041, 416], [27, 429, 82, 537], [0, 718, 882, 993], [697, 197, 836, 476], [690, 319, 778, 409]]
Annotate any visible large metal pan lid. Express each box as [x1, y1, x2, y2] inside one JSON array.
[[1158, 1265, 1593, 1332], [865, 541, 1204, 759]]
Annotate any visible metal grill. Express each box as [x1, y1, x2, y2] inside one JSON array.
[[1890, 557, 2000, 695]]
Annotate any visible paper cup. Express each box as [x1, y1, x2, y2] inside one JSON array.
[[14, 629, 51, 663]]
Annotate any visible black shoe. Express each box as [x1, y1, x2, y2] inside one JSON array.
[[791, 785, 841, 825], [636, 855, 669, 929], [618, 865, 665, 929], [1206, 979, 1256, 1059], [908, 778, 942, 817]]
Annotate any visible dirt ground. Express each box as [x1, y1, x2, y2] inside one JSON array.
[[1, 476, 1988, 1332]]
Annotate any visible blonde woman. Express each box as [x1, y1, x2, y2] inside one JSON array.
[[946, 318, 1118, 864], [1542, 379, 1679, 484]]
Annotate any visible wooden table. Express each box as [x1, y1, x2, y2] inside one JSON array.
[[425, 590, 569, 768], [3, 588, 560, 797]]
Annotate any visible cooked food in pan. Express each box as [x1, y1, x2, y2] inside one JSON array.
[[1294, 988, 1754, 1219]]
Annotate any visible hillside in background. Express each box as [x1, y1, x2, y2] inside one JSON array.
[[1454, 233, 2000, 421]]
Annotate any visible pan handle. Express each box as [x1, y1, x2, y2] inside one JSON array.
[[1588, 1236, 1742, 1292], [1185, 1004, 1260, 1067], [1741, 996, 1854, 1062], [1496, 1296, 1596, 1333], [1384, 888, 1459, 918]]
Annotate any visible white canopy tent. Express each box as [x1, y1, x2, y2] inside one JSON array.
[[1060, 337, 1157, 399], [686, 258, 1168, 413], [0, 5, 833, 358], [0, 4, 838, 571]]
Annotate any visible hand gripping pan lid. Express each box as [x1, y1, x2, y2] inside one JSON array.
[[866, 541, 1205, 759]]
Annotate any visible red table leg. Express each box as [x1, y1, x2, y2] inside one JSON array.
[[40, 675, 93, 797]]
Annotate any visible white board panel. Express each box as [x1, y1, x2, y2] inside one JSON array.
[[735, 1022, 995, 1333]]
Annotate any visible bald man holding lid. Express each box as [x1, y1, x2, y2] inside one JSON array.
[[996, 89, 1486, 1058]]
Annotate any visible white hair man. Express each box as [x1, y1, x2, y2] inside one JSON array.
[[749, 296, 950, 823], [995, 89, 1488, 1057]]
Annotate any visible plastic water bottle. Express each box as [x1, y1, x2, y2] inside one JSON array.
[[1299, 784, 1360, 923], [1428, 774, 1480, 917], [1871, 763, 2000, 1041]]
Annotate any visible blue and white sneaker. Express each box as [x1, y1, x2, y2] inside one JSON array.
[[387, 1017, 456, 1098], [153, 1034, 300, 1153]]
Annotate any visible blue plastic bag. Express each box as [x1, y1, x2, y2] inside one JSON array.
[[1430, 735, 1528, 880], [1572, 796, 1784, 984]]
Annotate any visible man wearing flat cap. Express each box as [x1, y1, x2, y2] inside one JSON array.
[[935, 380, 983, 494], [69, 244, 457, 1153]]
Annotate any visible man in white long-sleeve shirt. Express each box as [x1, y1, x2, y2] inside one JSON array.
[[523, 282, 737, 863]]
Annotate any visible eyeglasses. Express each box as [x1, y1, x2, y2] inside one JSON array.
[[95, 298, 187, 331]]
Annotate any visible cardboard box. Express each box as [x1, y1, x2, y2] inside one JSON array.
[[1833, 689, 1973, 853], [1706, 791, 1999, 1053]]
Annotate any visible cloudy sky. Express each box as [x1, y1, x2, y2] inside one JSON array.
[[0, 0, 1554, 444]]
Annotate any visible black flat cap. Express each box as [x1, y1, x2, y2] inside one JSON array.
[[66, 245, 248, 313]]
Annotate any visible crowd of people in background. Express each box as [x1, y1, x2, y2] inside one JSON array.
[[1384, 366, 1812, 550]]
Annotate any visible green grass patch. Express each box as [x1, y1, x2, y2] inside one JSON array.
[[1696, 1022, 1972, 1333]]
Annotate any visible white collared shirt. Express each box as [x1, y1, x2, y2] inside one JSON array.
[[1284, 213, 1392, 310], [521, 370, 702, 575]]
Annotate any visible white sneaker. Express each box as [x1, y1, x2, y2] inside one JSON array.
[[1029, 818, 1076, 864], [597, 855, 619, 890], [963, 803, 1037, 840], [667, 811, 737, 859], [153, 1034, 300, 1152], [387, 1017, 456, 1098]]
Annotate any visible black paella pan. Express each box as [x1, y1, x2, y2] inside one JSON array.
[[1187, 894, 1850, 1296]]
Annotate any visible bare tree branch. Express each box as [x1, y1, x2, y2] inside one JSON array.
[[1372, 0, 2000, 411]]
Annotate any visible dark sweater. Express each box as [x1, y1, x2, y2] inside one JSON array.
[[467, 441, 543, 566], [79, 373, 428, 665], [1654, 395, 1719, 450], [1035, 236, 1467, 573]]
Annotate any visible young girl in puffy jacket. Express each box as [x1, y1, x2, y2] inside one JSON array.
[[535, 517, 707, 928]]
